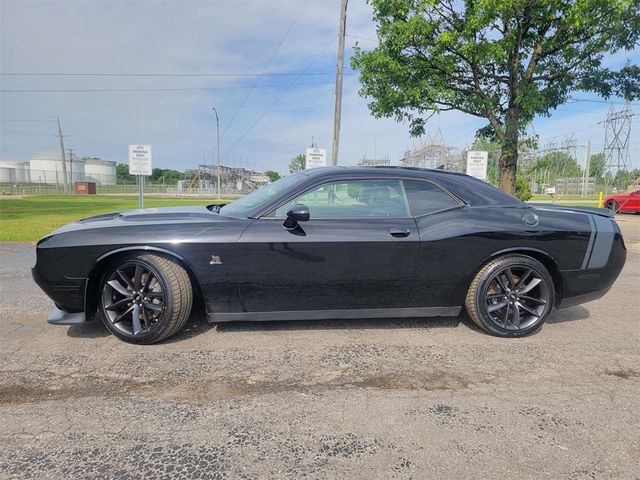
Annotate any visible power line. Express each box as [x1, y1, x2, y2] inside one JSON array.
[[221, 0, 310, 140], [0, 81, 342, 94], [1, 130, 56, 136], [0, 71, 347, 78], [222, 35, 338, 161], [0, 119, 56, 123]]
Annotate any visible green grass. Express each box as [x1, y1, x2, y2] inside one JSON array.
[[0, 195, 230, 242]]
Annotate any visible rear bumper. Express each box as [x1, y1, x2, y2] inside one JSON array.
[[557, 219, 626, 309], [47, 305, 86, 325]]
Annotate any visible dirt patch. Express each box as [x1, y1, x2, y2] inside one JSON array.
[[604, 368, 640, 379], [1, 370, 472, 405], [348, 371, 469, 391]]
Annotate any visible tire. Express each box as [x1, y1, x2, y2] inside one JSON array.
[[465, 254, 555, 337], [606, 200, 618, 214], [98, 253, 193, 344]]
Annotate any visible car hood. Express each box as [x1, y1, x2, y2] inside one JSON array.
[[47, 205, 233, 236]]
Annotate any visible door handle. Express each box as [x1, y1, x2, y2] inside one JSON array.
[[389, 228, 411, 238]]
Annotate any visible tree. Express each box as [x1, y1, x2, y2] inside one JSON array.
[[351, 0, 640, 194], [116, 163, 134, 183], [289, 154, 306, 173], [264, 170, 281, 182], [589, 152, 606, 180]]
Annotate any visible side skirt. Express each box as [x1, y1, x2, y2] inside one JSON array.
[[209, 306, 461, 323]]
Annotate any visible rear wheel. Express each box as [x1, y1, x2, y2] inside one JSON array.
[[465, 255, 554, 337], [99, 253, 192, 344], [606, 200, 618, 214]]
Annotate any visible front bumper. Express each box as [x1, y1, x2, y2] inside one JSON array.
[[47, 305, 86, 325]]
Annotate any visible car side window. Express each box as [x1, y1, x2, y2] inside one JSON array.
[[273, 179, 410, 218], [403, 179, 460, 216]]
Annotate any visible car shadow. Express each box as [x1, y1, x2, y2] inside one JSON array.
[[64, 306, 591, 343], [208, 315, 466, 334], [66, 317, 111, 339], [546, 305, 591, 324]]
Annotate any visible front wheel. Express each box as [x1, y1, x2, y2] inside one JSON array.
[[99, 253, 193, 344], [465, 255, 555, 337], [606, 200, 618, 214]]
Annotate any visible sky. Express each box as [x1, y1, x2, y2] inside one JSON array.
[[1, 0, 639, 175]]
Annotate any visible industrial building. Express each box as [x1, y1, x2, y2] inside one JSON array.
[[0, 155, 117, 185]]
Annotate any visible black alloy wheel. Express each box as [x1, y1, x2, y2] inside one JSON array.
[[99, 253, 192, 344], [465, 254, 555, 337], [483, 265, 550, 330]]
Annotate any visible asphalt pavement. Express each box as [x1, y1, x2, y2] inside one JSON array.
[[1, 215, 639, 479]]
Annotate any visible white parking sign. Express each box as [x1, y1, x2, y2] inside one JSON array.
[[129, 144, 152, 176]]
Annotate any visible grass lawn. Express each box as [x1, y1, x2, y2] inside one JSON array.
[[0, 195, 229, 242]]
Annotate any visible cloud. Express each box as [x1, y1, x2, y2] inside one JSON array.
[[1, 0, 638, 173]]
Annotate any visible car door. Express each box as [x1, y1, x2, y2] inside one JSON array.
[[237, 178, 420, 313]]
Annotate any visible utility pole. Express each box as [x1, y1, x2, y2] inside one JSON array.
[[582, 140, 591, 198], [331, 0, 348, 166], [212, 107, 221, 199], [57, 117, 69, 194], [67, 148, 74, 189]]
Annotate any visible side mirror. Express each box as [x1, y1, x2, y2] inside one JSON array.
[[283, 204, 310, 230]]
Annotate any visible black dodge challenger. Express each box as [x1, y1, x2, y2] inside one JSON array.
[[33, 166, 626, 344]]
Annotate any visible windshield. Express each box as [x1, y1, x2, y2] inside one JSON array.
[[219, 172, 308, 217]]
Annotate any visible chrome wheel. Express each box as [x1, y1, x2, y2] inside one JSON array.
[[483, 265, 550, 331], [101, 261, 166, 337]]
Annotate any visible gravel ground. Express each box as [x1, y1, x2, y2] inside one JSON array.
[[1, 215, 639, 480]]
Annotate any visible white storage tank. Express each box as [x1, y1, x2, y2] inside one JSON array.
[[69, 157, 86, 184], [30, 157, 63, 184], [0, 160, 30, 183], [84, 158, 116, 185]]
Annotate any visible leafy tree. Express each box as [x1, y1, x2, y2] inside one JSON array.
[[149, 168, 185, 183], [288, 154, 306, 173], [264, 170, 281, 182], [530, 151, 583, 178], [116, 163, 134, 183], [352, 0, 640, 195], [515, 176, 533, 201], [589, 152, 606, 180]]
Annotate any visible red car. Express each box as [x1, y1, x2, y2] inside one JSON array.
[[604, 190, 640, 214]]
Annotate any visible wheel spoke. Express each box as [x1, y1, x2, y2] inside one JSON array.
[[505, 268, 517, 289], [520, 277, 542, 294], [488, 300, 508, 313], [517, 269, 532, 288], [108, 279, 132, 298], [142, 308, 151, 329], [105, 297, 132, 311], [146, 292, 163, 299], [503, 303, 510, 325], [144, 302, 163, 312], [132, 304, 142, 335], [133, 265, 143, 290], [113, 305, 134, 324], [487, 293, 505, 300], [143, 273, 153, 292], [116, 269, 134, 289], [517, 301, 539, 317], [495, 275, 508, 292], [519, 295, 546, 305], [511, 303, 521, 328]]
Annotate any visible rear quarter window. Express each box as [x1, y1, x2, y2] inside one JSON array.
[[403, 180, 461, 216]]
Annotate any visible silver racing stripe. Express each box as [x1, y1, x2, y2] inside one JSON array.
[[585, 215, 615, 269], [581, 215, 596, 270]]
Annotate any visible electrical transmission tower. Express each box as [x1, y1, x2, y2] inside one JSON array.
[[601, 103, 634, 185]]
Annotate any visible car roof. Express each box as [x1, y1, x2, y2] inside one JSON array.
[[296, 166, 522, 207]]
